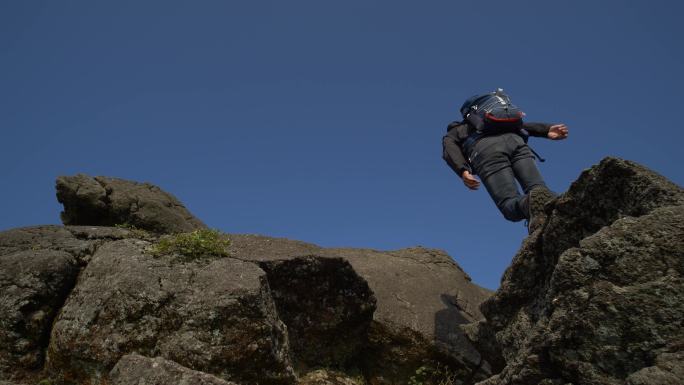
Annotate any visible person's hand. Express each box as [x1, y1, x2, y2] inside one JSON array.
[[461, 170, 480, 190], [548, 124, 569, 140]]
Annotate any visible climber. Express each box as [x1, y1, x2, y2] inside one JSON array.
[[442, 89, 569, 233]]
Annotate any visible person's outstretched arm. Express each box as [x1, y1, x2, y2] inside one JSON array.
[[523, 122, 569, 140]]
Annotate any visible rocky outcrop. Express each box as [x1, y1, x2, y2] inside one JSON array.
[[259, 257, 376, 370], [0, 226, 103, 384], [56, 174, 206, 234], [5, 157, 679, 385], [46, 239, 294, 385], [0, 173, 493, 385], [229, 236, 493, 384], [109, 354, 239, 385], [475, 157, 684, 385], [0, 250, 79, 377]]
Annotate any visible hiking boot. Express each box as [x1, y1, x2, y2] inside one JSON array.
[[527, 186, 556, 234]]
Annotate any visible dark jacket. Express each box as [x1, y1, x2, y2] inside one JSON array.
[[442, 121, 552, 177]]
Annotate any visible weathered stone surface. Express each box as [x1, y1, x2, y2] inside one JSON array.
[[109, 354, 238, 385], [476, 157, 684, 385], [47, 239, 295, 385], [297, 368, 365, 385], [0, 225, 98, 383], [0, 225, 97, 262], [229, 235, 493, 384], [65, 225, 144, 241], [0, 249, 79, 382], [626, 349, 684, 385], [259, 256, 376, 370], [56, 174, 206, 234]]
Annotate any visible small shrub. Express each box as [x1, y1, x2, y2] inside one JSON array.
[[38, 379, 53, 385], [149, 229, 230, 260]]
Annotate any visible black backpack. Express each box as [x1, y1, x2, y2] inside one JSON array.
[[460, 88, 524, 135], [459, 89, 546, 162]]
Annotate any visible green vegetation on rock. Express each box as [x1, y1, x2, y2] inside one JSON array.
[[149, 229, 231, 260]]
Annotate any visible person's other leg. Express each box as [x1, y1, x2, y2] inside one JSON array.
[[480, 166, 529, 222], [509, 135, 547, 194], [512, 156, 546, 193], [509, 135, 556, 227]]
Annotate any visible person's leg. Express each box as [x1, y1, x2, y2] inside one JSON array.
[[508, 136, 557, 229], [471, 135, 529, 222], [480, 166, 528, 222], [509, 136, 547, 194], [512, 156, 546, 193]]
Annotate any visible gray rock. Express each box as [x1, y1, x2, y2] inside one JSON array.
[[109, 354, 239, 385], [626, 350, 684, 385], [64, 225, 144, 240], [476, 157, 684, 385], [0, 226, 94, 383], [46, 239, 295, 385], [0, 249, 79, 380], [0, 225, 97, 262], [56, 174, 206, 234], [229, 235, 493, 384], [297, 368, 365, 385], [259, 256, 376, 370]]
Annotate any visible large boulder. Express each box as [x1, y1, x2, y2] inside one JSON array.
[[476, 157, 684, 385], [46, 239, 295, 385], [0, 226, 101, 384], [258, 256, 377, 370], [109, 354, 239, 385], [56, 174, 206, 234], [0, 249, 79, 382], [229, 235, 493, 384]]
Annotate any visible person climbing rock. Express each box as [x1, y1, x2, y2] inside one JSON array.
[[442, 89, 569, 233]]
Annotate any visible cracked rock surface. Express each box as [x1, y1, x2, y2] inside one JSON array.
[[230, 236, 493, 384], [475, 157, 684, 385], [259, 256, 376, 370], [56, 174, 206, 234], [0, 249, 79, 381], [47, 239, 294, 385], [0, 226, 95, 384], [109, 353, 240, 385]]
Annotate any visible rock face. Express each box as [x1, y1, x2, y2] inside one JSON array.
[[0, 226, 100, 384], [1, 173, 492, 385], [47, 239, 295, 385], [0, 249, 79, 375], [229, 237, 493, 384], [475, 157, 684, 385], [56, 174, 206, 234], [109, 354, 238, 385], [258, 257, 377, 370]]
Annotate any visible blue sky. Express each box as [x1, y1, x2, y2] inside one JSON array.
[[2, 1, 683, 290]]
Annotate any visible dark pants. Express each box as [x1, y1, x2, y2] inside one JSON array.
[[468, 133, 546, 222]]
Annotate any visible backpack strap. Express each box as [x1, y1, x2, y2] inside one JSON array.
[[462, 131, 485, 157]]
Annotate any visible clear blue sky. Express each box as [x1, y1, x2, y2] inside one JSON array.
[[2, 1, 683, 290]]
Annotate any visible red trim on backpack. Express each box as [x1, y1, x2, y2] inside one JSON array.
[[485, 112, 523, 122]]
